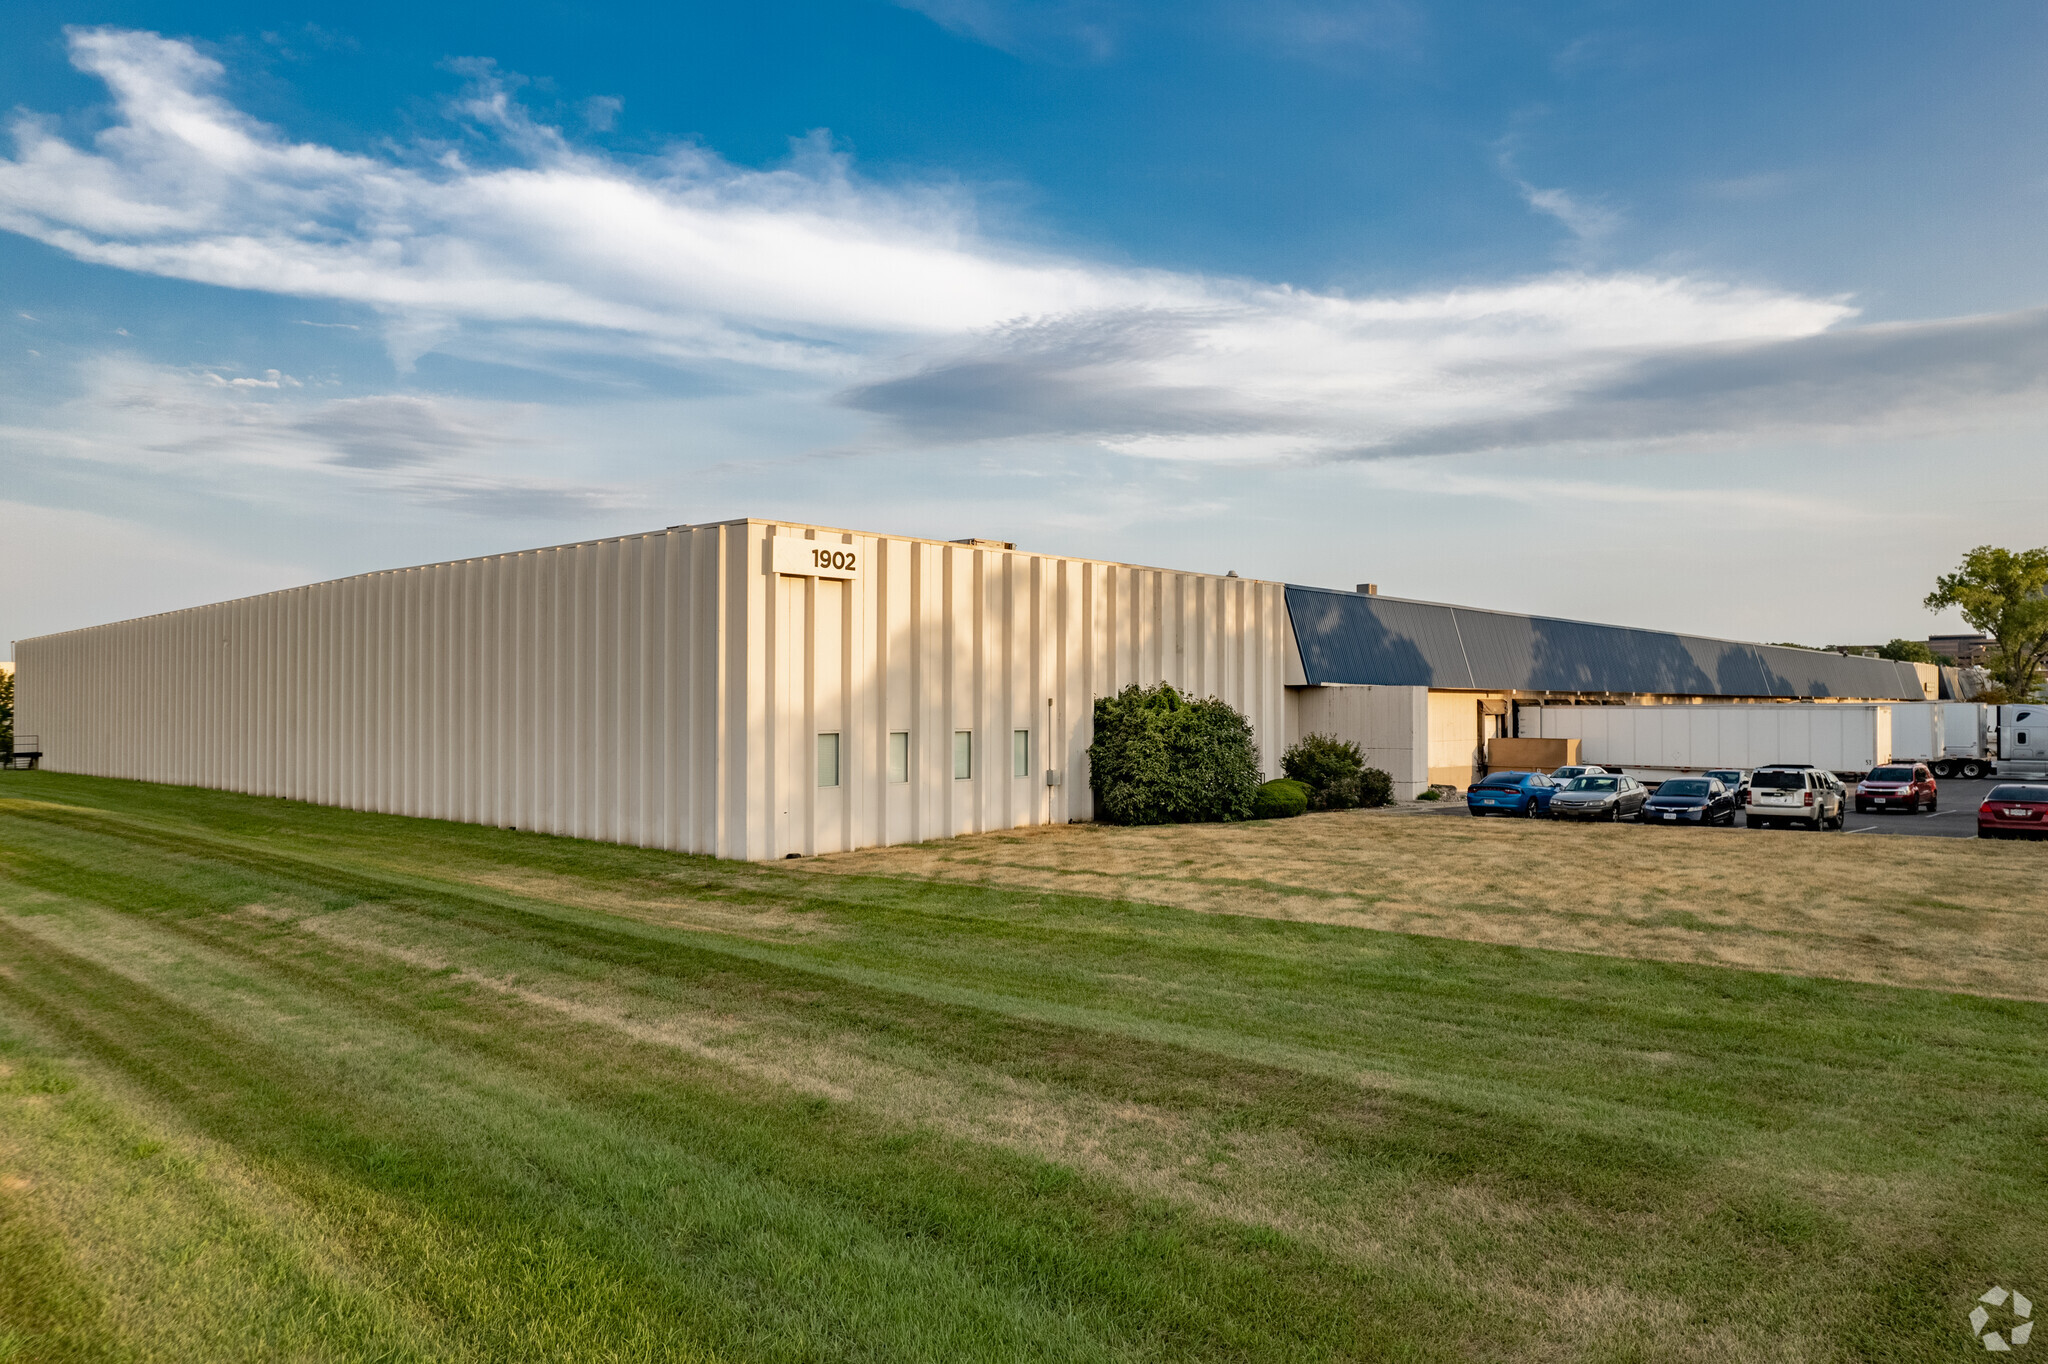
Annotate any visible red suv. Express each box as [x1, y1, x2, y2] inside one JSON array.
[[1855, 763, 1936, 814], [1979, 783, 2048, 840]]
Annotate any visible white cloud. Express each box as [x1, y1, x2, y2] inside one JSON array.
[[0, 353, 631, 517], [1519, 184, 1622, 243], [7, 26, 2040, 467]]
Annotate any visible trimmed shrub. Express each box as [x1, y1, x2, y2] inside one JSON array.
[[1251, 779, 1309, 820], [1282, 733, 1368, 810], [1087, 683, 1261, 825], [1358, 766, 1394, 809]]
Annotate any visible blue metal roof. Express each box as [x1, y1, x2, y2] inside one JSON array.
[[1285, 585, 1928, 700]]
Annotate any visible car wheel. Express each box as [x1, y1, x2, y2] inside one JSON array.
[[1745, 817, 1764, 829], [1855, 799, 1868, 813], [1927, 797, 1937, 813]]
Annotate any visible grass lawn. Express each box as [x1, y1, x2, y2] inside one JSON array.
[[0, 771, 2042, 1361]]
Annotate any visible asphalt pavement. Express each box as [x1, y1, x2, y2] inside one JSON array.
[[1837, 777, 2000, 839]]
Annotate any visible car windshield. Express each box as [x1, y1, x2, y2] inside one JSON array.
[[1752, 770, 1806, 789], [1867, 766, 1914, 782], [1566, 778, 1618, 792], [1705, 770, 1741, 783], [1659, 780, 1710, 796], [1987, 785, 2048, 802]]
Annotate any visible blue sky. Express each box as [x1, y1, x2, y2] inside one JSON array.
[[6, 0, 2048, 655]]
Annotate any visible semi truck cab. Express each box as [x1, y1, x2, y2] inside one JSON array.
[[2001, 706, 2048, 779]]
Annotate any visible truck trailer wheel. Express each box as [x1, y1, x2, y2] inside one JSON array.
[[1932, 761, 1954, 779], [1963, 761, 1986, 779]]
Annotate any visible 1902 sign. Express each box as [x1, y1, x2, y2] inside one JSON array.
[[769, 537, 861, 579]]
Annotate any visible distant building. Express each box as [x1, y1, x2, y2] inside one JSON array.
[[1929, 635, 1993, 664]]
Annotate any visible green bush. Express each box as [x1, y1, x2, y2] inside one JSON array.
[[1251, 779, 1309, 819], [1358, 766, 1393, 808], [1282, 733, 1365, 810], [1087, 683, 1261, 825]]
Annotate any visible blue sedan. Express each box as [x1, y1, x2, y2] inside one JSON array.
[[1465, 771, 1556, 818]]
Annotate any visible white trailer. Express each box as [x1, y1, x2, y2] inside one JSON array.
[[1516, 703, 1892, 778], [1886, 702, 1944, 766]]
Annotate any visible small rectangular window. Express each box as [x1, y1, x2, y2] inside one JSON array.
[[953, 730, 973, 780], [888, 731, 909, 783], [1013, 729, 1030, 778], [816, 733, 840, 788]]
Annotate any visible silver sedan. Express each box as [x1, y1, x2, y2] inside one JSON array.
[[1548, 775, 1649, 822]]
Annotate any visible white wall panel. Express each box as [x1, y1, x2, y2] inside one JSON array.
[[18, 519, 1288, 860]]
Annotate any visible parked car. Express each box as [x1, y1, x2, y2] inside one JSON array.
[[1855, 763, 1936, 814], [1746, 765, 1845, 830], [1549, 763, 1622, 786], [1466, 771, 1556, 817], [1703, 769, 1749, 805], [1641, 777, 1740, 826], [1549, 774, 1648, 822], [1978, 783, 2048, 839]]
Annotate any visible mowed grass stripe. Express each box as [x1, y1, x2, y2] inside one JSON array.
[[3, 789, 2038, 1173], [0, 903, 1454, 1363], [1, 771, 2045, 1361]]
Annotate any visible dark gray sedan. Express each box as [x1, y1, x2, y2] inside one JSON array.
[[1641, 778, 1740, 826], [1548, 774, 1649, 822]]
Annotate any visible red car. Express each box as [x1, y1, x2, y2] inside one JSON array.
[[1978, 784, 2048, 840], [1855, 763, 1937, 814]]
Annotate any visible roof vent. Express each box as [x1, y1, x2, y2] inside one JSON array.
[[1356, 583, 1379, 596], [951, 538, 1016, 550]]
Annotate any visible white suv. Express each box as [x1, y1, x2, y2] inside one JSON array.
[[1745, 765, 1844, 831]]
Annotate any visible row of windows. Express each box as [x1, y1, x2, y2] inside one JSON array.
[[816, 730, 1033, 787]]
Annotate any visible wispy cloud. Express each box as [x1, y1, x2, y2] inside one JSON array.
[[3, 27, 2042, 468], [892, 0, 1121, 62], [1, 354, 628, 517]]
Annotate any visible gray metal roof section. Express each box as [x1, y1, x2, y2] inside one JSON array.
[[1284, 585, 1928, 699]]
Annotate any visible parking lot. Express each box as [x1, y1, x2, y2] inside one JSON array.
[[1841, 777, 1999, 838], [1423, 776, 2033, 839]]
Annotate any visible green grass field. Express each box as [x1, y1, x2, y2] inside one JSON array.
[[1, 771, 2042, 1362]]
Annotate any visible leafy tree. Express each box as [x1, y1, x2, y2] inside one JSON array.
[[0, 665, 12, 755], [1925, 546, 2048, 699], [1876, 638, 1937, 664], [1087, 683, 1260, 825]]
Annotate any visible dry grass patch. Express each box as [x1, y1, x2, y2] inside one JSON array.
[[809, 811, 2048, 999]]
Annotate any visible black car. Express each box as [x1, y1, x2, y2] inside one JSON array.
[[1641, 777, 1739, 827]]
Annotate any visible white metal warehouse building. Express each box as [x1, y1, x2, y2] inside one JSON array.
[[13, 515, 1933, 860]]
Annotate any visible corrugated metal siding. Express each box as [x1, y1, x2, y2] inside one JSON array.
[[1285, 586, 1926, 700], [16, 524, 740, 852], [15, 520, 1288, 860]]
